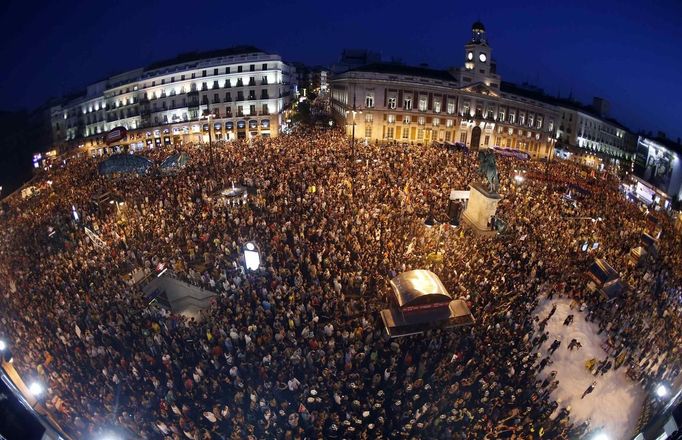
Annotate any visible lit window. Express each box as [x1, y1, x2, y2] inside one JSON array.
[[404, 97, 412, 110], [387, 114, 396, 124], [365, 94, 374, 108], [388, 97, 396, 109], [418, 97, 427, 111], [434, 101, 441, 113]]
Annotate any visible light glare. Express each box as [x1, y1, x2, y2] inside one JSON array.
[[29, 381, 44, 397]]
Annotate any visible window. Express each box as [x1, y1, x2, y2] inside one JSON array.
[[402, 127, 409, 139], [248, 90, 256, 100], [404, 96, 412, 110], [249, 104, 256, 115], [226, 107, 232, 116], [388, 97, 396, 109], [236, 78, 243, 87], [202, 70, 206, 77], [418, 116, 425, 125], [213, 93, 220, 103], [509, 111, 516, 124], [224, 79, 231, 88], [214, 68, 218, 75], [213, 80, 219, 89], [365, 125, 372, 138], [250, 64, 255, 72], [548, 120, 554, 131], [433, 118, 440, 126], [463, 102, 470, 115], [484, 135, 490, 145], [386, 127, 394, 139], [387, 114, 396, 124], [365, 94, 374, 108], [225, 92, 232, 102], [528, 114, 534, 127], [418, 97, 427, 111], [445, 131, 452, 142], [446, 119, 453, 128], [447, 101, 455, 114], [238, 66, 243, 73], [262, 63, 267, 70], [519, 113, 525, 125], [498, 109, 505, 122], [249, 77, 256, 86], [237, 105, 244, 116], [262, 104, 269, 115], [181, 74, 185, 80], [434, 100, 441, 113], [460, 132, 467, 143], [237, 91, 244, 101], [365, 113, 373, 123], [403, 115, 411, 124], [417, 128, 424, 140], [225, 67, 230, 74], [261, 76, 268, 85]]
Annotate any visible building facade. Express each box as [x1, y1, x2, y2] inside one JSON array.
[[331, 22, 559, 159], [50, 46, 295, 154], [555, 97, 637, 165]]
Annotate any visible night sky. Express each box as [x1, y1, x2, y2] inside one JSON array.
[[1, 0, 681, 139]]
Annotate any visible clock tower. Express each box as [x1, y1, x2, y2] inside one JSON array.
[[455, 21, 500, 88]]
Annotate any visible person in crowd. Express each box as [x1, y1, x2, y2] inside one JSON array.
[[581, 381, 597, 399]]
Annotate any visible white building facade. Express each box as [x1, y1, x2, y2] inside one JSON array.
[[51, 47, 295, 153], [331, 22, 559, 159], [555, 104, 636, 164]]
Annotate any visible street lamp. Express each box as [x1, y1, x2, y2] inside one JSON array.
[[201, 111, 215, 169], [29, 381, 44, 397], [244, 242, 261, 270], [655, 384, 669, 398]]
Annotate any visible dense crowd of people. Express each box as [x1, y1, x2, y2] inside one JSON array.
[[0, 127, 680, 439]]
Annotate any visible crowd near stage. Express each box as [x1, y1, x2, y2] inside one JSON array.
[[0, 128, 680, 439]]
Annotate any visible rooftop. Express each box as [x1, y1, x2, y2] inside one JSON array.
[[348, 63, 456, 82], [144, 45, 266, 71], [500, 82, 631, 131]]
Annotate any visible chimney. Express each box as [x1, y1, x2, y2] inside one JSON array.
[[592, 97, 609, 117]]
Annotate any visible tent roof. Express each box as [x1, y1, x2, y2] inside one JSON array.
[[588, 259, 619, 284], [389, 270, 452, 308]]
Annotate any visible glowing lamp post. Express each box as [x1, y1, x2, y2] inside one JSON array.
[[655, 383, 669, 398], [29, 381, 44, 397], [244, 242, 261, 270]]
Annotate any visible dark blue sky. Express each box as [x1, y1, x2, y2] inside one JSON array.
[[1, 0, 681, 139]]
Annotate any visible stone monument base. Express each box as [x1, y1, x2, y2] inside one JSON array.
[[461, 183, 501, 237]]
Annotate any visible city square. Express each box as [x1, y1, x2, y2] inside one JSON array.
[[0, 3, 681, 440]]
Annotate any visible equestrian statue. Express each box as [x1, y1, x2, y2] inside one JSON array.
[[477, 149, 500, 193]]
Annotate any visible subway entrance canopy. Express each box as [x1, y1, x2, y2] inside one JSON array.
[[380, 269, 474, 338]]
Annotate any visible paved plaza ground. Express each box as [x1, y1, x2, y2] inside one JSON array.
[[534, 297, 646, 439]]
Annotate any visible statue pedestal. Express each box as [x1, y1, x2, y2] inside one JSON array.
[[461, 183, 502, 237]]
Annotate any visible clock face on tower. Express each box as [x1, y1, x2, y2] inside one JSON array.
[[479, 53, 487, 63], [467, 51, 473, 61]]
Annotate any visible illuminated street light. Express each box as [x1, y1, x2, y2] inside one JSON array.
[[29, 381, 44, 397], [244, 242, 261, 270], [592, 432, 609, 440], [0, 340, 6, 351], [655, 384, 669, 398]]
